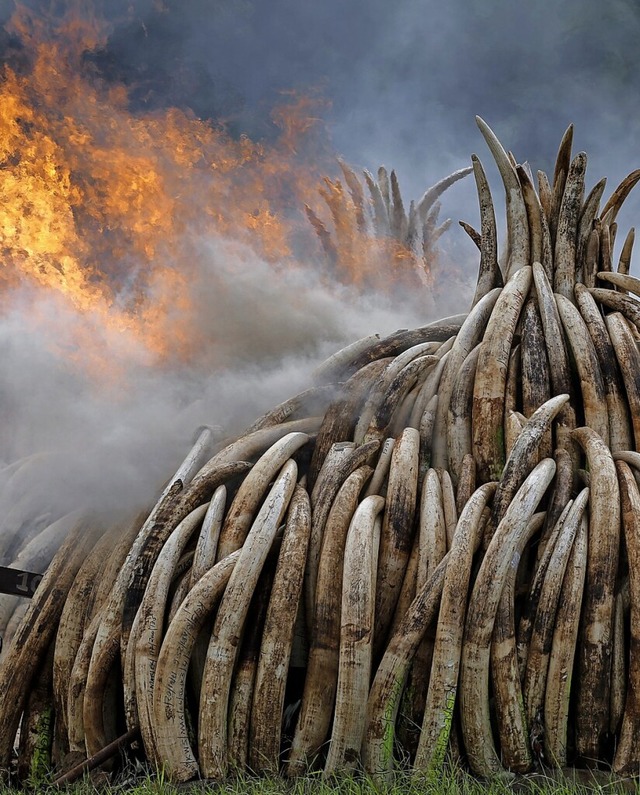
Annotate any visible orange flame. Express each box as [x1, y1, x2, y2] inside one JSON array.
[[0, 5, 335, 371], [0, 4, 438, 379]]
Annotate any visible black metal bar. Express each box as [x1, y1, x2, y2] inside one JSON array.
[[0, 565, 42, 597], [52, 726, 140, 786]]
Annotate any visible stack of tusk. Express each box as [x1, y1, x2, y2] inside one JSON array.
[[307, 158, 473, 290], [3, 117, 640, 785]]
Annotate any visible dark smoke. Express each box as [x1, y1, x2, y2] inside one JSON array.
[[4, 1, 640, 231], [108, 1, 640, 242]]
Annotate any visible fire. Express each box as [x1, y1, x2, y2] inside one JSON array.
[[0, 5, 330, 369], [0, 4, 445, 377]]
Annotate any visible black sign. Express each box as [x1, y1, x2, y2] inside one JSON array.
[[0, 566, 42, 597]]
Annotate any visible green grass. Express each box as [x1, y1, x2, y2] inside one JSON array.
[[3, 766, 639, 795]]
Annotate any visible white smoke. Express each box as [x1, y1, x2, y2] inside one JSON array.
[[0, 234, 474, 524]]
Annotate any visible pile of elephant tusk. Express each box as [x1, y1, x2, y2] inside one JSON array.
[[305, 156, 473, 289], [3, 116, 640, 785]]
